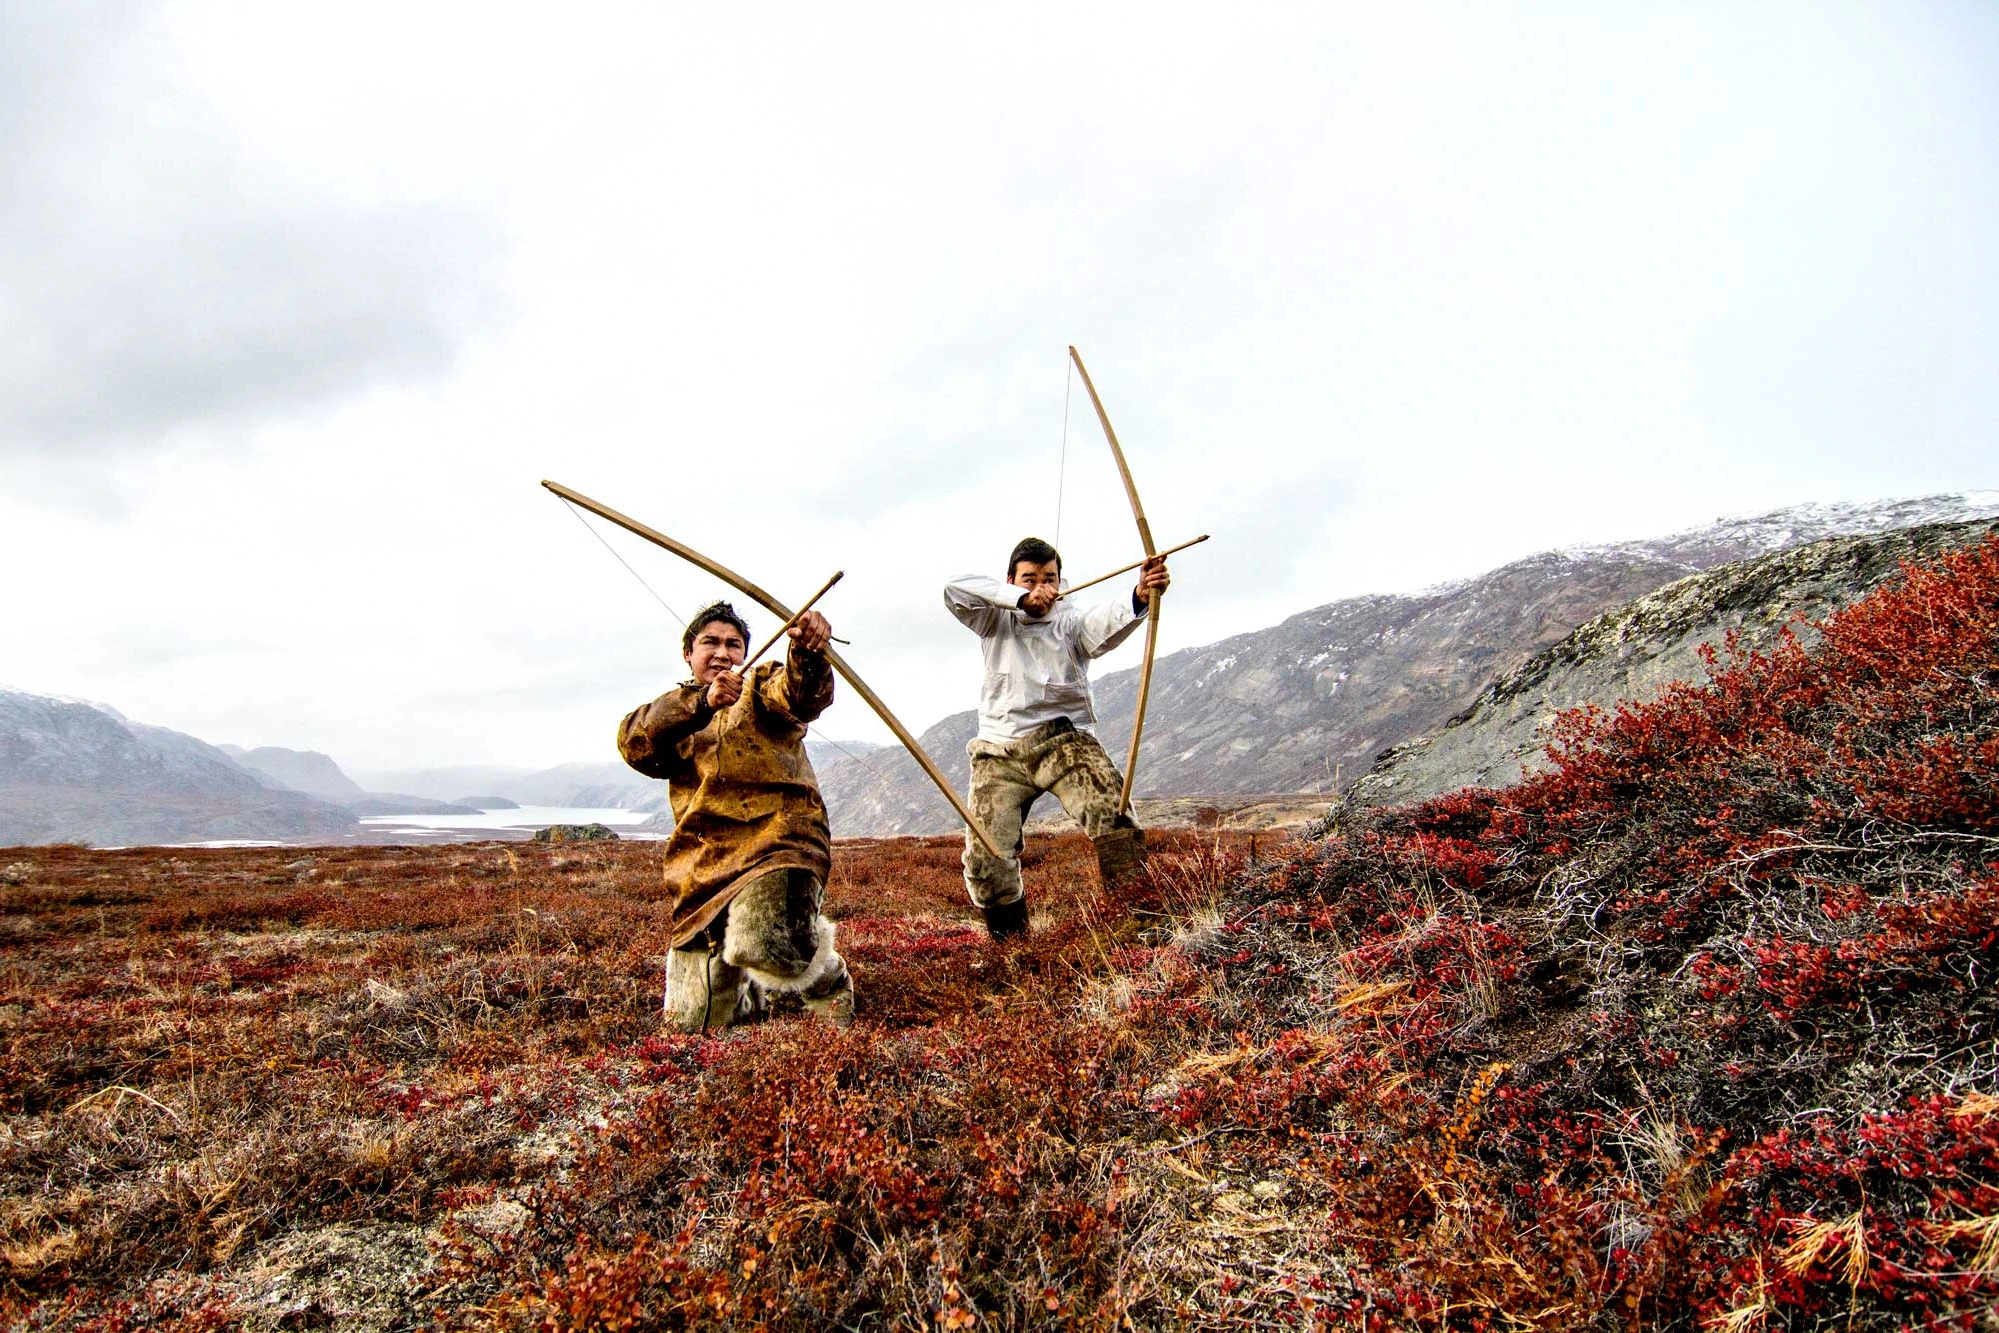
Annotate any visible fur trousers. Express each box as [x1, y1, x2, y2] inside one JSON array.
[[663, 867, 851, 1032], [961, 721, 1147, 909]]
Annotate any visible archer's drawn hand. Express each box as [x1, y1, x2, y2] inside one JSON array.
[[706, 670, 745, 710], [789, 610, 832, 654], [1017, 583, 1060, 618], [1134, 555, 1171, 605]]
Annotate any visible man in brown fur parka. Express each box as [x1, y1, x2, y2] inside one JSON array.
[[617, 600, 854, 1032]]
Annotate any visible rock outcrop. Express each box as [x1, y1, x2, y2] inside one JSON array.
[[533, 823, 619, 842], [1347, 516, 1999, 808]]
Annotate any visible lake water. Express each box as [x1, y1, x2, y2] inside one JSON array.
[[356, 805, 666, 842], [152, 806, 666, 850]]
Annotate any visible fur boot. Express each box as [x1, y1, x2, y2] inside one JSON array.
[[715, 869, 853, 1027], [663, 946, 747, 1033], [800, 956, 856, 1030], [730, 913, 845, 998]]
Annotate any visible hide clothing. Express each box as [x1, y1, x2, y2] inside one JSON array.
[[961, 719, 1146, 909], [941, 574, 1147, 743], [943, 575, 1150, 918], [619, 642, 853, 1030]]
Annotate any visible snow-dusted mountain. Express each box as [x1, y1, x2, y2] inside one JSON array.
[[0, 689, 356, 845], [815, 492, 1999, 834], [1547, 492, 1999, 571]]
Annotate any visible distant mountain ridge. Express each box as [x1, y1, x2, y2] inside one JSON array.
[[346, 764, 535, 804], [8, 492, 1993, 847], [220, 745, 368, 802], [813, 491, 1999, 835], [351, 761, 674, 814], [353, 744, 885, 821], [0, 690, 356, 846]]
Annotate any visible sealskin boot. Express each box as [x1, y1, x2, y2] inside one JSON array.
[[804, 980, 856, 1030], [801, 960, 856, 1031], [982, 896, 1030, 941]]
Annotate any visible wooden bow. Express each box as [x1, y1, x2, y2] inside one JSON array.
[[543, 480, 1004, 859], [1067, 346, 1161, 817]]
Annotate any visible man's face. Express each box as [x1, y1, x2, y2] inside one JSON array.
[[1008, 558, 1061, 593], [684, 620, 747, 684]]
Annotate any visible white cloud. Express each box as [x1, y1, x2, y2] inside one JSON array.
[[0, 5, 505, 483], [4, 1, 1995, 772]]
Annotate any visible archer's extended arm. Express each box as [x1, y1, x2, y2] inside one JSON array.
[[617, 686, 711, 780]]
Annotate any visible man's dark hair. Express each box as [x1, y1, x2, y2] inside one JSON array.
[[682, 601, 752, 656], [1007, 536, 1061, 579]]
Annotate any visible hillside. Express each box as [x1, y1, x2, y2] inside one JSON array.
[[1, 538, 1992, 1330], [1350, 514, 1999, 808], [818, 492, 1999, 834]]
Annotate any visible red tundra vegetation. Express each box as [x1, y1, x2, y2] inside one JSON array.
[[1, 537, 1994, 1330]]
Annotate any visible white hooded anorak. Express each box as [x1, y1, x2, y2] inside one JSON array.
[[943, 574, 1150, 744]]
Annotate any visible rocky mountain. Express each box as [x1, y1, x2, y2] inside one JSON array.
[[0, 690, 357, 846], [1346, 515, 1999, 808], [218, 745, 369, 802], [815, 492, 1999, 835]]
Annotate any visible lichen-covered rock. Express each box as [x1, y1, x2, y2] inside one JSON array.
[[218, 1221, 429, 1332], [532, 823, 619, 843]]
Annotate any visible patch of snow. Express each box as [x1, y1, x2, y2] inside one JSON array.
[[1558, 491, 1999, 562], [1196, 653, 1240, 687], [0, 685, 126, 719], [171, 839, 292, 849]]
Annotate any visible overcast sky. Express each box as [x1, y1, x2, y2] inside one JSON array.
[[4, 2, 1995, 772]]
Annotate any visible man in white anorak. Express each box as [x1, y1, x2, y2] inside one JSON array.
[[943, 536, 1171, 938]]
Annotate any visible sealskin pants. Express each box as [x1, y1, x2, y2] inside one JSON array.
[[663, 867, 852, 1031], [961, 720, 1146, 911]]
